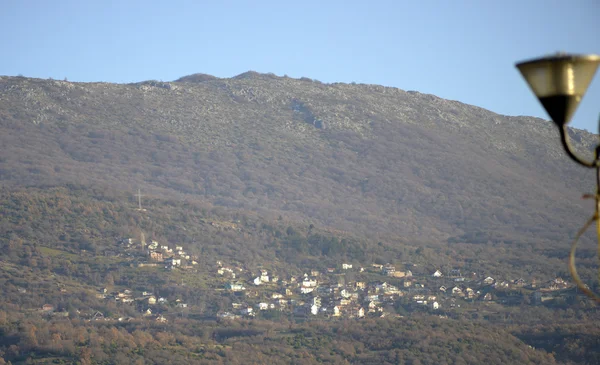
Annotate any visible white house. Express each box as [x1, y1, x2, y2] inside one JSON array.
[[258, 302, 269, 310], [312, 296, 322, 306], [332, 306, 341, 317], [260, 271, 270, 283], [355, 307, 365, 318], [226, 282, 245, 291], [342, 263, 353, 270], [253, 277, 262, 286], [240, 307, 253, 315], [165, 258, 181, 266], [300, 287, 315, 294], [156, 314, 167, 323], [367, 301, 379, 313], [451, 287, 463, 296], [302, 278, 317, 288], [310, 304, 319, 315], [432, 270, 443, 278]]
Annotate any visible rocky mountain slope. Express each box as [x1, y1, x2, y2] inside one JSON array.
[[0, 73, 597, 251]]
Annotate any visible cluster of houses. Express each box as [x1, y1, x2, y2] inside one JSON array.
[[218, 263, 429, 319], [118, 237, 198, 269], [216, 262, 575, 319], [94, 287, 189, 323], [90, 236, 578, 322]]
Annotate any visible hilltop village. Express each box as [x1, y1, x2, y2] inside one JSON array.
[[73, 233, 581, 323]]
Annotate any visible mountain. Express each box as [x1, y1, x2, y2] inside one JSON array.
[[2, 73, 600, 364], [0, 73, 596, 247]]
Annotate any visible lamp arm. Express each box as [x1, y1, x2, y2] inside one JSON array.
[[558, 125, 597, 168]]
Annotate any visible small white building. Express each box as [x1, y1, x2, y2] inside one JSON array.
[[302, 278, 317, 288], [310, 304, 319, 315], [300, 287, 315, 294], [332, 306, 341, 317], [312, 296, 322, 306], [451, 287, 464, 296], [240, 307, 253, 315], [226, 282, 245, 291], [165, 258, 181, 267], [355, 307, 365, 318]]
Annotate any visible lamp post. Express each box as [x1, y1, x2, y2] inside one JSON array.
[[516, 53, 600, 303]]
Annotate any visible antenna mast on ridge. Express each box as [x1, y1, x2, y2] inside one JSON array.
[[135, 188, 145, 211]]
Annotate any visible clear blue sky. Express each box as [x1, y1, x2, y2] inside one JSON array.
[[2, 0, 599, 131]]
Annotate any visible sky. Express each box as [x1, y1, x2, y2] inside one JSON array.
[[2, 0, 599, 131]]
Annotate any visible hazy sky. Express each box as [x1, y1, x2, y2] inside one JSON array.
[[2, 1, 599, 131]]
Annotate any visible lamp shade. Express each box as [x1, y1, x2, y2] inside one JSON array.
[[516, 53, 600, 126]]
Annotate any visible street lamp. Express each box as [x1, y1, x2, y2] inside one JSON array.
[[516, 53, 600, 303]]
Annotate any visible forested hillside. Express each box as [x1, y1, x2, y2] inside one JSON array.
[[1, 73, 599, 364]]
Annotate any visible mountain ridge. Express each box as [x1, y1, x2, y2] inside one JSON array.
[[0, 72, 597, 251]]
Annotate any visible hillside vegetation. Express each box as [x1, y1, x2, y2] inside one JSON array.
[[1, 73, 600, 364], [1, 73, 597, 244]]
